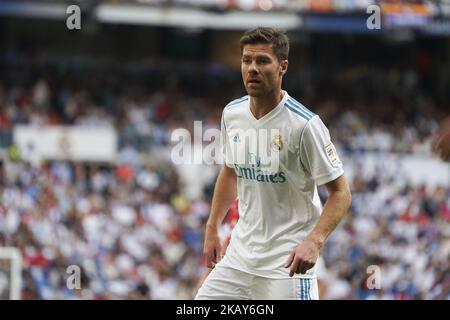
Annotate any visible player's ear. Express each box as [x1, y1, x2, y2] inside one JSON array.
[[280, 60, 288, 76]]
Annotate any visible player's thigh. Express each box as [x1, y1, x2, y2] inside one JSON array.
[[253, 277, 319, 300], [195, 265, 252, 300]]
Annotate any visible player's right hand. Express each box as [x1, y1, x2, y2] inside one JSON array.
[[203, 225, 222, 268]]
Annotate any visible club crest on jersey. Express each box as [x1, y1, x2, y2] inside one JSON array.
[[233, 133, 240, 142], [271, 134, 283, 151]]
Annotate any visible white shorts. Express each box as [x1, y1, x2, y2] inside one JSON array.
[[195, 264, 319, 300]]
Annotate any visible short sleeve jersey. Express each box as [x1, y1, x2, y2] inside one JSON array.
[[219, 91, 344, 279]]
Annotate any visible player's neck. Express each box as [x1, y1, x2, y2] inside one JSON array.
[[249, 90, 284, 120]]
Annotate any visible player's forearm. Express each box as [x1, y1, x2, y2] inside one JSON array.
[[206, 166, 237, 231], [307, 178, 352, 249]]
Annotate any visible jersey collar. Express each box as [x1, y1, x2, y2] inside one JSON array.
[[246, 91, 289, 127]]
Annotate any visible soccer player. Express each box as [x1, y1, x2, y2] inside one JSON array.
[[195, 27, 352, 300]]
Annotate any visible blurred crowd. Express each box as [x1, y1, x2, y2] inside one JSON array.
[[318, 151, 450, 299], [0, 159, 211, 299], [0, 46, 449, 299], [1, 155, 449, 299], [1, 51, 448, 156], [76, 0, 441, 14]]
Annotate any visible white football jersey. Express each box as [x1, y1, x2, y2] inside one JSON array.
[[218, 91, 344, 279]]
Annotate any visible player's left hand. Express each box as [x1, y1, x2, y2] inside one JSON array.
[[284, 238, 321, 277]]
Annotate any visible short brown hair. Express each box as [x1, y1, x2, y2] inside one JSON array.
[[240, 27, 289, 61]]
